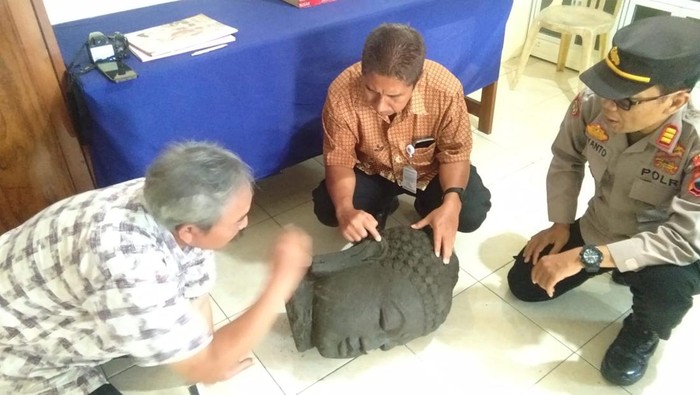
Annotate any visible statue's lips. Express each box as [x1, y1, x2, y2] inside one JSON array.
[[336, 337, 368, 358]]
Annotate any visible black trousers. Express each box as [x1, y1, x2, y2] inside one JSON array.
[[90, 384, 121, 395], [312, 164, 492, 233], [89, 383, 199, 395], [507, 221, 700, 339]]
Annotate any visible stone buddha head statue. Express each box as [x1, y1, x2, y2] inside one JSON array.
[[285, 226, 459, 358]]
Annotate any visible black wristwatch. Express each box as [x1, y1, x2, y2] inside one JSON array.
[[442, 187, 464, 200], [579, 245, 603, 273]]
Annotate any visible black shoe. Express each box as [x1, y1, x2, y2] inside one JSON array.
[[375, 197, 400, 231], [611, 270, 628, 286], [601, 315, 659, 386]]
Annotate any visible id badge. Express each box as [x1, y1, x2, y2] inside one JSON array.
[[402, 165, 417, 193]]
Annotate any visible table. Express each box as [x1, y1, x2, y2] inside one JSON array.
[[54, 0, 513, 187]]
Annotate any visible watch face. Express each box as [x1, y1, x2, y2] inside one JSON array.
[[582, 247, 602, 264]]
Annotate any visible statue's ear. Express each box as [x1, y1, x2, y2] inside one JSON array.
[[285, 276, 314, 352], [310, 238, 384, 277]]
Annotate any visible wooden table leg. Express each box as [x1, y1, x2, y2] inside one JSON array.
[[464, 81, 497, 134]]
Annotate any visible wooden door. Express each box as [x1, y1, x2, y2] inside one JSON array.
[[0, 0, 93, 234]]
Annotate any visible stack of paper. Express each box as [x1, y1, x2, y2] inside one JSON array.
[[126, 14, 238, 62]]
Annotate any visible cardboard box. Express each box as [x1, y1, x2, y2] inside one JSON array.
[[282, 0, 335, 8]]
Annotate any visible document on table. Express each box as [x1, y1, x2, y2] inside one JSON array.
[[126, 13, 237, 61]]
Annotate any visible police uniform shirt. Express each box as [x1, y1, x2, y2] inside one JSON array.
[[547, 89, 700, 272], [0, 178, 215, 394]]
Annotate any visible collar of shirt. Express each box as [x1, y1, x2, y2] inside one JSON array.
[[588, 106, 685, 154]]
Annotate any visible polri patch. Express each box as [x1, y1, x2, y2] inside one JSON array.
[[653, 143, 684, 175], [654, 158, 679, 175]]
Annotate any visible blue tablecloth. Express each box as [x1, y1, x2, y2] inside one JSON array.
[[54, 0, 513, 187]]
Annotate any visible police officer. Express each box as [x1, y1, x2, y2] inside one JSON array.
[[507, 16, 700, 386]]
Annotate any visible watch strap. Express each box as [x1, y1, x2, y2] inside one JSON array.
[[442, 187, 464, 200]]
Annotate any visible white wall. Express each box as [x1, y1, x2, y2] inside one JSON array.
[[501, 0, 534, 62], [44, 0, 179, 25]]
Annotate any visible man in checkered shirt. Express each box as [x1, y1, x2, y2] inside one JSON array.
[[312, 23, 491, 264], [0, 141, 312, 394]]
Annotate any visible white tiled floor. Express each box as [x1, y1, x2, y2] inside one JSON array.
[[103, 57, 700, 394]]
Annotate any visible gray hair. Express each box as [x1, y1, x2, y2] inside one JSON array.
[[143, 141, 253, 232], [361, 23, 425, 86]]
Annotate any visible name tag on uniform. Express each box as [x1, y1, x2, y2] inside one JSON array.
[[402, 165, 417, 193]]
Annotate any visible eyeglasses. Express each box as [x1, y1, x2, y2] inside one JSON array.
[[603, 89, 691, 111], [609, 94, 669, 111]]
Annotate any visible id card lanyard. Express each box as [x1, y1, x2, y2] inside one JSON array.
[[402, 144, 418, 193]]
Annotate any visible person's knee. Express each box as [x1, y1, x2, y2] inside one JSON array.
[[507, 260, 549, 302], [312, 201, 338, 227], [631, 265, 698, 301], [457, 199, 491, 233], [312, 182, 338, 227], [507, 268, 534, 301], [314, 210, 338, 227], [457, 210, 488, 233], [457, 179, 491, 233]]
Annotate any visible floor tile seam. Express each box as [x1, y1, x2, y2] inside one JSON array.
[[473, 264, 636, 357], [406, 335, 570, 394], [478, 276, 580, 354], [265, 198, 316, 221], [526, 349, 576, 390], [458, 260, 512, 286], [250, 350, 291, 395], [210, 295, 231, 326], [221, 305, 252, 324], [568, 350, 633, 394], [294, 358, 355, 395], [241, 212, 278, 232], [573, 307, 631, 369], [451, 273, 479, 299]]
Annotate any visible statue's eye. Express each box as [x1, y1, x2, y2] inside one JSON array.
[[379, 301, 405, 333]]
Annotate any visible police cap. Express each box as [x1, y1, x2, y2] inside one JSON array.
[[580, 16, 700, 99]]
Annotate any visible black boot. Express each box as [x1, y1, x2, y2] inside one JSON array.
[[601, 314, 659, 386], [374, 197, 399, 231]]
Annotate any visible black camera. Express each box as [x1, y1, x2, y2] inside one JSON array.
[[87, 31, 129, 63], [87, 31, 137, 83]]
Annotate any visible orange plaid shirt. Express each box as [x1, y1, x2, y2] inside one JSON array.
[[322, 60, 472, 190]]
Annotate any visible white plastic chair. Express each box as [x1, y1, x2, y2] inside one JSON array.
[[513, 0, 623, 87]]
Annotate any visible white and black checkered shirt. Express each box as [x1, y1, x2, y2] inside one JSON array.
[[0, 178, 215, 394]]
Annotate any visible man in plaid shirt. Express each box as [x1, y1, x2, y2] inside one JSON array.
[[312, 24, 491, 264], [0, 141, 312, 394]]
